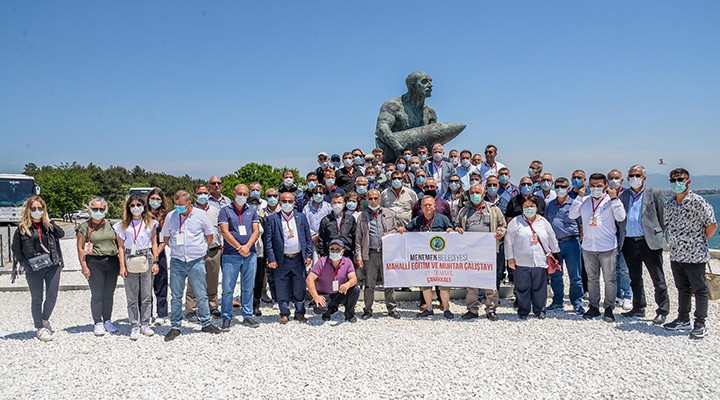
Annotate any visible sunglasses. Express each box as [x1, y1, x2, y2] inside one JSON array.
[[669, 177, 686, 183], [209, 182, 222, 186], [628, 174, 643, 178], [572, 176, 583, 180], [555, 185, 569, 189], [484, 151, 494, 154], [91, 207, 104, 212], [30, 207, 44, 211], [267, 194, 278, 198], [129, 203, 143, 207], [367, 197, 380, 201], [541, 179, 553, 183]]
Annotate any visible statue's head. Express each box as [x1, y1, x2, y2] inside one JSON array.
[[405, 71, 432, 98]]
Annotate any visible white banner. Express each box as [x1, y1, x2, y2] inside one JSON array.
[[382, 232, 497, 289]]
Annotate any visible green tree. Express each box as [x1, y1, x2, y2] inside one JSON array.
[[221, 163, 304, 196], [27, 162, 99, 218]]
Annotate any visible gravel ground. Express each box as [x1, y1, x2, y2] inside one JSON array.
[[1, 240, 719, 399]]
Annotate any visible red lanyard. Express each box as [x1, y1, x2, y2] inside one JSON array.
[[178, 214, 187, 233], [369, 210, 379, 220], [34, 223, 43, 243], [424, 213, 436, 231], [591, 195, 606, 215], [330, 259, 341, 279], [524, 216, 536, 230], [282, 212, 294, 230], [233, 203, 245, 219], [336, 214, 343, 230], [630, 190, 644, 204], [131, 220, 142, 242], [472, 202, 485, 214], [87, 220, 104, 241]]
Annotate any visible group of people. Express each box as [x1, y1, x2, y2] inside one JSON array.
[[12, 143, 717, 342]]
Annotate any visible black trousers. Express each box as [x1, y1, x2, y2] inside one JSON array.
[[670, 261, 708, 324], [314, 286, 360, 319], [622, 237, 669, 315], [26, 265, 61, 329], [152, 252, 168, 318], [514, 266, 548, 317], [253, 256, 267, 307], [86, 255, 120, 324]]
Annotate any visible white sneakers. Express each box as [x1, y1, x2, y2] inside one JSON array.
[[36, 327, 53, 342], [104, 320, 118, 334], [130, 325, 155, 340], [130, 327, 141, 341], [140, 325, 155, 337], [154, 317, 166, 326], [622, 299, 633, 311], [93, 322, 106, 336]]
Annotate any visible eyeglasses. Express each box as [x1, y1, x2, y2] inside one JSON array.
[[541, 179, 553, 183], [329, 248, 343, 254], [628, 174, 643, 178], [669, 177, 686, 183], [30, 207, 44, 211], [555, 185, 569, 189], [280, 200, 294, 204], [91, 207, 104, 212], [367, 197, 380, 201], [209, 182, 222, 186]]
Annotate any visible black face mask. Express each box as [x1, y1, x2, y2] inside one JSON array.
[[424, 190, 437, 198]]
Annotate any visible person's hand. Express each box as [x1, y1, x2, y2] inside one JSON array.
[[607, 188, 617, 199], [312, 234, 319, 245], [239, 245, 250, 257], [397, 226, 406, 234], [445, 228, 454, 233], [152, 263, 159, 276], [455, 227, 464, 234], [356, 259, 364, 268], [508, 258, 516, 270], [81, 265, 91, 280], [119, 267, 128, 279], [305, 258, 312, 266], [339, 283, 350, 294], [268, 261, 278, 269], [577, 187, 587, 197], [314, 295, 327, 307]]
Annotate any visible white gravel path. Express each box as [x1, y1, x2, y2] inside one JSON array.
[[1, 238, 719, 398]]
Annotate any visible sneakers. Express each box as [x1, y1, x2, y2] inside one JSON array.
[[221, 319, 232, 332], [416, 309, 434, 318], [583, 306, 601, 320], [130, 327, 141, 341], [93, 322, 107, 336], [443, 310, 455, 319], [546, 303, 564, 312], [487, 312, 499, 321], [201, 324, 222, 334], [622, 308, 646, 318], [154, 317, 166, 326], [689, 322, 708, 340], [42, 320, 53, 334], [242, 317, 260, 328], [104, 320, 118, 334], [664, 319, 692, 331], [361, 311, 373, 320], [164, 328, 181, 342], [36, 327, 53, 342], [140, 325, 155, 336], [185, 312, 199, 323], [603, 308, 615, 322], [574, 305, 586, 315], [388, 310, 401, 319], [621, 299, 633, 311], [461, 311, 480, 320]]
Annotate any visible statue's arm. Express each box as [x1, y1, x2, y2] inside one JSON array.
[[375, 103, 404, 152]]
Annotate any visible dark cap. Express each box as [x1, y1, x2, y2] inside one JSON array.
[[331, 154, 341, 162], [329, 239, 344, 248]]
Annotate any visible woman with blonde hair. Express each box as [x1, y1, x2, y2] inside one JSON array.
[[12, 196, 65, 341], [76, 197, 120, 336], [146, 188, 170, 325], [115, 195, 159, 340]]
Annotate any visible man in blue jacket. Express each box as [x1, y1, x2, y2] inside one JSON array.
[[265, 192, 314, 324]]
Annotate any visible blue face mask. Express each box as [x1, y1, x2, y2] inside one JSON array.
[[520, 184, 533, 196], [540, 181, 553, 191], [571, 178, 584, 189], [307, 181, 317, 190], [415, 176, 426, 186], [196, 194, 209, 204], [367, 175, 376, 182], [332, 161, 341, 169], [671, 181, 687, 194], [498, 175, 510, 185], [267, 197, 279, 206], [487, 186, 498, 197], [523, 207, 537, 218], [249, 204, 258, 211], [174, 205, 187, 214], [329, 252, 342, 261], [470, 193, 483, 204], [353, 156, 363, 165], [392, 179, 403, 189], [403, 154, 412, 162], [320, 162, 328, 169], [356, 185, 368, 195], [250, 190, 261, 199], [313, 193, 324, 203]]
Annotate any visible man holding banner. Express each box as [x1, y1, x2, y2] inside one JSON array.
[[397, 196, 456, 318], [454, 184, 507, 321]]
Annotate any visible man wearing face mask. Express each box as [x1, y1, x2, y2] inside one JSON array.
[[260, 188, 282, 307], [323, 169, 346, 203], [448, 149, 460, 168], [331, 154, 342, 171], [318, 193, 357, 259], [484, 175, 509, 215], [402, 148, 413, 162], [218, 184, 261, 330], [411, 163, 426, 196], [527, 160, 544, 192], [364, 166, 380, 190], [249, 182, 267, 210], [607, 169, 632, 311], [424, 143, 453, 198], [506, 176, 546, 222], [265, 192, 314, 324], [352, 149, 366, 175], [568, 170, 587, 199], [381, 171, 418, 226], [569, 173, 626, 322], [663, 168, 717, 339], [303, 184, 332, 260], [497, 167, 519, 202], [618, 165, 670, 324], [355, 176, 370, 212], [278, 170, 305, 212], [411, 177, 452, 220], [534, 173, 557, 203], [208, 176, 232, 209], [308, 240, 360, 322], [545, 177, 585, 315], [455, 149, 474, 190], [314, 152, 330, 183], [185, 184, 223, 321], [416, 145, 430, 168], [337, 151, 359, 194], [162, 190, 221, 341], [479, 145, 507, 184], [303, 172, 320, 206]]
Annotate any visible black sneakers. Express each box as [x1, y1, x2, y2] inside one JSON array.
[[689, 322, 708, 340], [221, 319, 231, 332], [461, 311, 480, 320], [663, 319, 692, 331], [416, 309, 434, 318], [603, 308, 615, 323], [201, 324, 222, 334], [164, 328, 181, 342], [583, 306, 602, 320]]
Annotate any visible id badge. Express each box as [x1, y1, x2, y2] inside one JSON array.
[[288, 229, 295, 239], [483, 214, 490, 224], [130, 244, 137, 255], [589, 215, 598, 227], [332, 280, 339, 292], [83, 242, 93, 255], [238, 225, 247, 235], [530, 233, 539, 245], [175, 232, 185, 245]]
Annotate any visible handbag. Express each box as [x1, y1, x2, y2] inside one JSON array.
[[125, 251, 151, 274], [26, 239, 56, 272], [527, 220, 563, 274], [707, 263, 720, 301]]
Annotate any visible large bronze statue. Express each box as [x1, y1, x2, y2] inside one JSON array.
[[375, 71, 466, 163]]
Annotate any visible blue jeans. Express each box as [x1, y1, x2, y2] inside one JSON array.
[[169, 257, 211, 328], [221, 253, 257, 319], [549, 237, 584, 307], [615, 251, 631, 300]]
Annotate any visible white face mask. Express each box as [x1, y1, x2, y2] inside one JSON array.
[[461, 159, 471, 169], [433, 152, 443, 162], [449, 182, 460, 191], [411, 163, 420, 171], [281, 203, 294, 213], [608, 179, 621, 190], [130, 206, 144, 216], [331, 203, 344, 214], [590, 187, 605, 199], [555, 188, 568, 198], [283, 177, 294, 187], [397, 163, 406, 172], [149, 199, 162, 209], [450, 157, 459, 166], [235, 195, 248, 206], [343, 159, 353, 168], [528, 168, 537, 177], [31, 210, 44, 220], [470, 179, 480, 186], [629, 177, 643, 189], [325, 178, 335, 187]]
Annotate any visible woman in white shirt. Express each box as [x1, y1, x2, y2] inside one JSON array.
[[115, 195, 159, 340], [505, 197, 559, 319]]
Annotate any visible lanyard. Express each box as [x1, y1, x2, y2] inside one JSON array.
[[34, 223, 43, 243], [330, 259, 341, 279], [336, 214, 343, 230], [233, 203, 245, 220], [472, 202, 485, 214], [369, 210, 379, 220], [131, 219, 142, 242], [630, 189, 644, 204], [591, 195, 606, 215], [424, 213, 436, 231], [178, 213, 187, 233], [87, 219, 104, 241], [282, 212, 294, 230]]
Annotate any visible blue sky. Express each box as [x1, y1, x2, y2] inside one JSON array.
[[1, 1, 719, 182]]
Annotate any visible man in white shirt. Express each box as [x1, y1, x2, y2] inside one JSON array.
[[424, 143, 454, 198], [478, 144, 507, 184], [454, 149, 474, 191], [534, 173, 557, 203], [569, 173, 627, 322]]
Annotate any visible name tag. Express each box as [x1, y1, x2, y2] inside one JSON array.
[[332, 280, 339, 292], [130, 244, 137, 255], [589, 215, 599, 227], [175, 232, 185, 245], [238, 225, 247, 235], [83, 242, 93, 255]]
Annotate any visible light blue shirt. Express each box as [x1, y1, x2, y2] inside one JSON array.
[[625, 189, 645, 238], [303, 201, 332, 234], [161, 208, 215, 262], [454, 165, 472, 190]]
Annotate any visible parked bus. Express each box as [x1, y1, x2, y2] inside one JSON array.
[[0, 174, 40, 224], [128, 187, 155, 199]]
